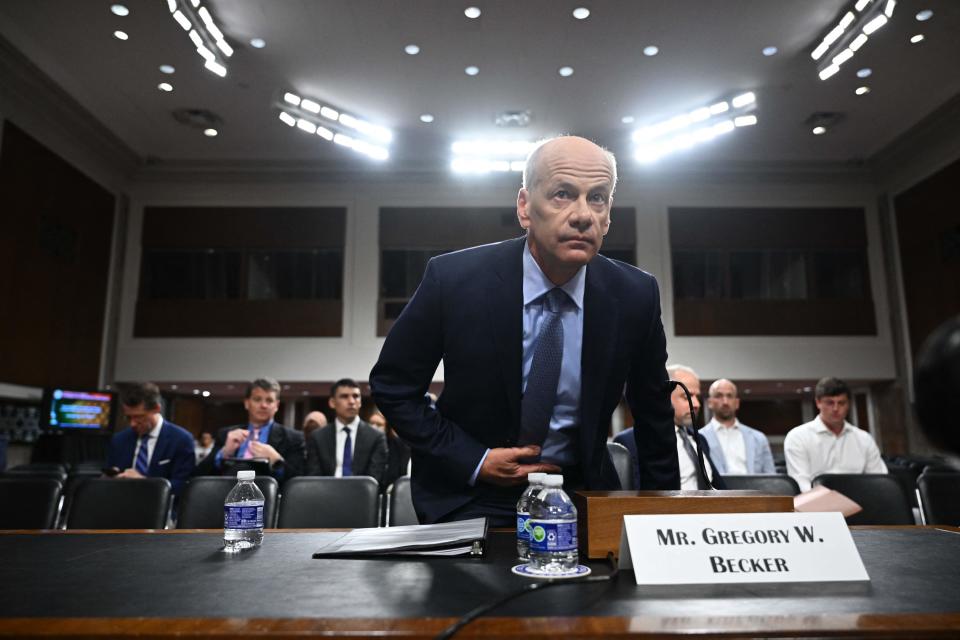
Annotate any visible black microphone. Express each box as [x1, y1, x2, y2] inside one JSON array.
[[668, 379, 716, 490]]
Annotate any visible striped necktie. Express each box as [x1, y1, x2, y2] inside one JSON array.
[[342, 427, 353, 476], [134, 435, 150, 475], [242, 427, 262, 459]]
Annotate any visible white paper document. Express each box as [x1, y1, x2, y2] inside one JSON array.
[[312, 517, 487, 557]]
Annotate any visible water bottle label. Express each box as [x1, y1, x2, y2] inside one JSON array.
[[529, 520, 578, 553], [224, 502, 264, 529], [516, 513, 531, 541]]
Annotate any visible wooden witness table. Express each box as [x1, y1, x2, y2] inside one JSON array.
[[1, 527, 960, 638]]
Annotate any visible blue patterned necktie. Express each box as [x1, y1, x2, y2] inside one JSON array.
[[342, 427, 353, 476], [520, 288, 567, 450], [134, 435, 150, 475]]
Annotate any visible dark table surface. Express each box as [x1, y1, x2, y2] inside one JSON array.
[[1, 527, 959, 637]]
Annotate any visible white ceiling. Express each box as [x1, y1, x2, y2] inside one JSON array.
[[1, 0, 958, 174]]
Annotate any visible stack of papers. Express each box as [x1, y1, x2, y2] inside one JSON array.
[[312, 517, 488, 558]]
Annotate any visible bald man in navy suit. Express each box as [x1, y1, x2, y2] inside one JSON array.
[[371, 136, 679, 525]]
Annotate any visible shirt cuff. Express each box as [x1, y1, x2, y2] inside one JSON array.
[[468, 449, 490, 486]]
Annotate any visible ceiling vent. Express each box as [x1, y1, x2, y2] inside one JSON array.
[[804, 111, 845, 129], [172, 108, 224, 130], [495, 110, 532, 128]]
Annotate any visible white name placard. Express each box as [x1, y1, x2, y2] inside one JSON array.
[[618, 512, 869, 585]]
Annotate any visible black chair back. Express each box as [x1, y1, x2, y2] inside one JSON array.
[[813, 473, 915, 525], [177, 476, 279, 529], [66, 478, 171, 529], [3, 468, 68, 484], [387, 477, 419, 526], [721, 474, 801, 496], [886, 464, 923, 508], [606, 441, 635, 490], [0, 478, 63, 529], [9, 463, 67, 474], [57, 473, 99, 528], [917, 471, 960, 526], [277, 477, 380, 528]]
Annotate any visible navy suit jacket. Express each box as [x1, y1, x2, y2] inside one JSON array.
[[306, 421, 388, 485], [106, 419, 196, 497], [370, 236, 679, 523], [195, 423, 305, 485], [614, 426, 727, 490]]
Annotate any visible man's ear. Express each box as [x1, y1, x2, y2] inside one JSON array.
[[517, 188, 531, 230], [328, 396, 336, 410]]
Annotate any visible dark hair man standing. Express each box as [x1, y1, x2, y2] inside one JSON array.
[[370, 135, 679, 526]]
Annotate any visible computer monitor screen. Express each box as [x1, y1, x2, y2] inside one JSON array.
[[43, 388, 116, 433]]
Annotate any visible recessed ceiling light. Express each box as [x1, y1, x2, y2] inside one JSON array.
[[113, 30, 129, 41], [915, 9, 933, 21], [203, 128, 218, 137], [812, 126, 826, 135], [855, 86, 870, 95], [856, 67, 872, 78], [643, 45, 659, 56], [192, 389, 200, 395], [762, 46, 778, 56], [572, 7, 590, 20], [621, 115, 635, 124], [159, 64, 175, 74], [201, 390, 211, 397], [157, 82, 173, 92], [404, 44, 420, 55], [465, 65, 479, 76], [558, 66, 574, 77], [420, 114, 435, 123], [250, 38, 266, 49], [110, 4, 129, 17], [910, 33, 925, 43], [464, 6, 481, 19]]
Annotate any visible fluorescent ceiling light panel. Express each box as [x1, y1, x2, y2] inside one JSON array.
[[855, 0, 872, 10], [862, 14, 888, 34], [277, 90, 394, 160]]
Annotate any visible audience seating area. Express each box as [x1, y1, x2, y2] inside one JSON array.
[[2, 458, 958, 530]]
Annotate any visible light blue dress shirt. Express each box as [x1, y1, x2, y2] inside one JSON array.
[[469, 240, 586, 483], [521, 240, 585, 466]]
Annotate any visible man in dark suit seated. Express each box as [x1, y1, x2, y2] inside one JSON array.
[[195, 377, 304, 485], [615, 364, 726, 490], [370, 135, 679, 526], [306, 379, 388, 485], [106, 382, 195, 497]]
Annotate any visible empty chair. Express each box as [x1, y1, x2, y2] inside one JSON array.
[[66, 478, 171, 529], [277, 477, 380, 528], [177, 476, 279, 529], [812, 474, 914, 525], [917, 471, 960, 526], [721, 474, 801, 496], [387, 477, 419, 526], [0, 478, 63, 529], [57, 474, 99, 528], [886, 464, 923, 508], [3, 468, 68, 484], [606, 441, 635, 490]]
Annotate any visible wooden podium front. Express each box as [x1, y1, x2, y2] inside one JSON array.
[[572, 490, 795, 559]]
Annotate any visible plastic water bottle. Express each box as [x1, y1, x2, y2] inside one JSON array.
[[527, 474, 579, 573], [516, 472, 547, 561], [223, 470, 264, 552]]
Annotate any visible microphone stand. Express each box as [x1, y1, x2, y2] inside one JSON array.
[[670, 380, 715, 491]]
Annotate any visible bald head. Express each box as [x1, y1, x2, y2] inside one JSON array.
[[707, 378, 740, 425], [516, 136, 617, 285], [523, 136, 618, 195]]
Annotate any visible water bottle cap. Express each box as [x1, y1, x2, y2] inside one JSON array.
[[237, 470, 255, 480], [544, 475, 564, 487], [528, 472, 547, 484]]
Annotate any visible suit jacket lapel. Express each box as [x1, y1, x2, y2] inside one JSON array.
[[580, 261, 619, 442], [323, 424, 337, 475], [486, 238, 524, 434]]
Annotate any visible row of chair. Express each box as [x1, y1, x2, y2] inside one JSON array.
[[0, 475, 418, 530]]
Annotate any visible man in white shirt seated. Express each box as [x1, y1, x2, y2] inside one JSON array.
[[700, 379, 776, 475], [784, 377, 888, 492]]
